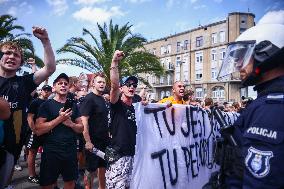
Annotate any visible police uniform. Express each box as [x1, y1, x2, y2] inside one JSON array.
[[229, 76, 284, 189]]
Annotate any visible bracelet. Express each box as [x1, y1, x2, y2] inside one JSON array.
[[110, 66, 118, 70]]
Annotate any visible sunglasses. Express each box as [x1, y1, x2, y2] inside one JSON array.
[[124, 83, 137, 88]]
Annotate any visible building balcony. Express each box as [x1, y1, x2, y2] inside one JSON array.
[[152, 81, 174, 87]]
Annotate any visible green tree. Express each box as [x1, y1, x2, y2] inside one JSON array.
[[57, 20, 164, 85], [0, 14, 44, 67]]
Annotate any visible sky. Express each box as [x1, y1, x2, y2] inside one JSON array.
[[1, 0, 284, 79]]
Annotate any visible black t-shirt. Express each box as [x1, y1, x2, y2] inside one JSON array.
[[37, 99, 80, 156], [67, 92, 77, 103], [110, 99, 137, 156], [133, 94, 142, 103], [0, 74, 37, 154], [80, 92, 109, 144], [28, 98, 46, 122]]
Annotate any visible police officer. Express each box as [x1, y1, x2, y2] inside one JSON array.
[[217, 14, 284, 189]]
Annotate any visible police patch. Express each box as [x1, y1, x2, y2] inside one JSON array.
[[245, 147, 273, 178]]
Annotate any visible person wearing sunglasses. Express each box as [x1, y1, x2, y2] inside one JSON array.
[[106, 50, 138, 189]]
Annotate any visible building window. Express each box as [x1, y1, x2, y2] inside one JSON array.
[[220, 48, 226, 59], [167, 75, 171, 85], [184, 71, 189, 82], [153, 48, 156, 55], [175, 73, 180, 81], [160, 46, 165, 55], [160, 58, 165, 68], [196, 88, 203, 98], [211, 33, 217, 44], [176, 56, 181, 66], [161, 91, 165, 99], [168, 63, 174, 70], [196, 36, 203, 47], [167, 44, 171, 54], [151, 76, 155, 84], [177, 42, 181, 52], [219, 31, 225, 43], [211, 49, 217, 61], [195, 51, 203, 64], [166, 91, 171, 97], [160, 76, 164, 84], [196, 69, 202, 80], [211, 68, 217, 80], [184, 40, 189, 50], [166, 57, 171, 70], [212, 87, 225, 99]]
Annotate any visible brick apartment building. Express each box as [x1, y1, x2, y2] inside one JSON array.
[[140, 12, 255, 102]]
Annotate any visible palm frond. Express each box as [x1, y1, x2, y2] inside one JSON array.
[[57, 20, 163, 87], [57, 58, 99, 72]]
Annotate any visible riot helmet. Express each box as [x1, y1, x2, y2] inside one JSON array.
[[217, 22, 284, 86]]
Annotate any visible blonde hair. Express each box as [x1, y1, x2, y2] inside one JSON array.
[[0, 41, 24, 64]]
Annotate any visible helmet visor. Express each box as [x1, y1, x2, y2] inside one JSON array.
[[217, 40, 256, 81]]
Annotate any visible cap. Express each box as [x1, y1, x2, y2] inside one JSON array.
[[53, 73, 69, 85], [42, 85, 52, 91], [120, 76, 138, 86]]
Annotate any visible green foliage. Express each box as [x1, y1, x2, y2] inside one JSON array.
[[0, 14, 44, 67], [57, 20, 164, 85]]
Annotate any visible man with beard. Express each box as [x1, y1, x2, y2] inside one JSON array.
[[159, 81, 186, 104], [80, 73, 109, 189], [35, 73, 83, 189]]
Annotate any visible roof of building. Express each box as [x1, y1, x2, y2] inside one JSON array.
[[146, 12, 255, 45]]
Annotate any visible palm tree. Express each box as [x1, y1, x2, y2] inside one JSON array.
[[0, 14, 44, 67], [57, 20, 164, 85]]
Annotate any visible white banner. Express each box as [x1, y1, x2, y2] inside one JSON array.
[[130, 103, 238, 189]]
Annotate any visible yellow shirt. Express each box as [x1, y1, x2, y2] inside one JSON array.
[[158, 96, 185, 105]]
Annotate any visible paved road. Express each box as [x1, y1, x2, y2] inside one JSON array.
[[11, 152, 98, 189]]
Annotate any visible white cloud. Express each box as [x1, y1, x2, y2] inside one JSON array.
[[258, 10, 284, 25], [265, 2, 284, 12], [18, 1, 33, 14], [208, 16, 226, 23], [193, 4, 206, 10], [124, 0, 150, 3], [19, 1, 27, 7], [131, 22, 146, 32], [4, 2, 33, 16], [176, 21, 191, 31], [7, 6, 17, 16], [0, 0, 9, 4], [166, 0, 174, 8], [190, 0, 198, 3], [75, 0, 110, 5], [46, 0, 68, 16], [73, 6, 125, 24]]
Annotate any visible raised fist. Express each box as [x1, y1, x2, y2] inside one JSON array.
[[112, 50, 125, 63], [32, 26, 49, 41], [27, 58, 35, 65]]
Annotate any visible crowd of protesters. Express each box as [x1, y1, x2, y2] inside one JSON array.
[[0, 27, 250, 189]]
